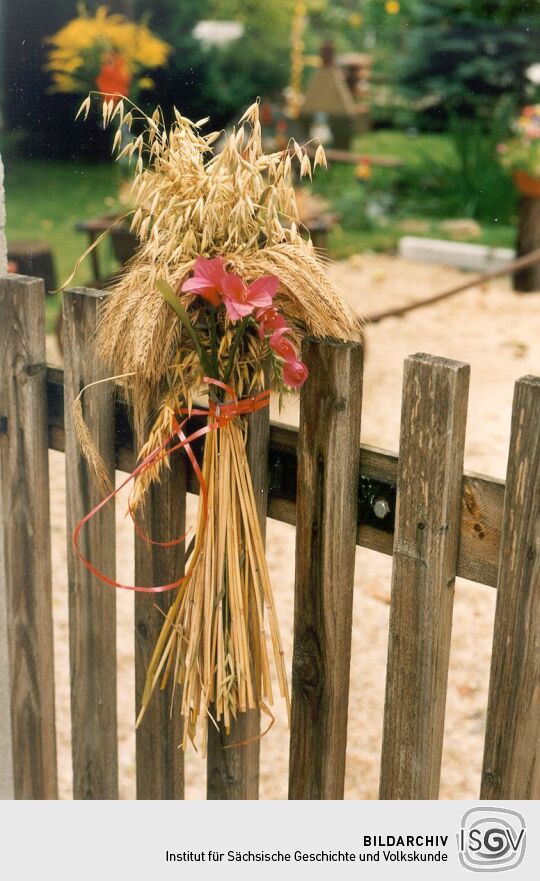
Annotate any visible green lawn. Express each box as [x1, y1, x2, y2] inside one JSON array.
[[312, 129, 517, 257], [326, 220, 516, 261], [4, 159, 122, 330], [355, 129, 456, 167], [3, 130, 518, 330]]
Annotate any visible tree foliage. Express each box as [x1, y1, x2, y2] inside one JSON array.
[[399, 0, 540, 123], [136, 0, 294, 126]]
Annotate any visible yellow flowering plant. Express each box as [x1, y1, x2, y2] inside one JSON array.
[[45, 5, 170, 101]]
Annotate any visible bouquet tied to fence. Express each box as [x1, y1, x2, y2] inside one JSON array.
[[73, 95, 362, 752]]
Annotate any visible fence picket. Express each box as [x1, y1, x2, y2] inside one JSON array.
[[134, 446, 186, 799], [288, 338, 364, 800], [63, 288, 118, 799], [0, 275, 57, 799], [379, 353, 470, 799], [206, 402, 269, 799], [481, 376, 540, 799]]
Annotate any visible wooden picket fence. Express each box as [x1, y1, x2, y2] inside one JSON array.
[[0, 274, 539, 800]]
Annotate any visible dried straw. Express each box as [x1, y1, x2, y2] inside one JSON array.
[[137, 420, 289, 752], [72, 96, 362, 750], [90, 98, 362, 434]]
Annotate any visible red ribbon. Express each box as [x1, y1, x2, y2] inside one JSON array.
[[73, 377, 270, 593]]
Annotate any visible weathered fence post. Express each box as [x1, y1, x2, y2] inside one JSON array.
[[481, 375, 540, 799], [206, 397, 270, 799], [63, 288, 118, 799], [0, 274, 57, 798], [514, 195, 540, 292], [134, 433, 186, 799], [0, 154, 10, 800], [379, 354, 469, 800], [289, 338, 364, 800]]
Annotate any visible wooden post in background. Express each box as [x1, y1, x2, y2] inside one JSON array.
[[514, 194, 540, 292], [63, 288, 118, 799], [481, 375, 540, 799], [206, 401, 269, 799], [289, 338, 364, 800], [0, 275, 57, 798], [379, 354, 470, 799]]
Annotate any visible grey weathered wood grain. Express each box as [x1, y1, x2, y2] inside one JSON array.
[[0, 274, 57, 799], [458, 472, 504, 587], [63, 288, 118, 799], [288, 338, 363, 800], [134, 433, 186, 800], [379, 353, 470, 799], [206, 400, 269, 799], [481, 375, 540, 799]]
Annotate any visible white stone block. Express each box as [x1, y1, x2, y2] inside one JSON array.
[[398, 236, 515, 272]]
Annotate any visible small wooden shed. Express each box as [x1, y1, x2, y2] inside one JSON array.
[[302, 42, 360, 149]]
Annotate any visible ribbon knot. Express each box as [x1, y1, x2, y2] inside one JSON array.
[[73, 376, 270, 593]]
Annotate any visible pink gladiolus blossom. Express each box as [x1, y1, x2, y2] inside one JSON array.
[[269, 327, 297, 361], [282, 358, 309, 388], [222, 273, 279, 322], [269, 328, 308, 388], [256, 305, 287, 338], [181, 256, 227, 307]]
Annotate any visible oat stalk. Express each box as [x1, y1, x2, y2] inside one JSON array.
[[136, 420, 289, 752]]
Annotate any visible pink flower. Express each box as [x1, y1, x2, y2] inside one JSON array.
[[256, 305, 287, 338], [283, 358, 309, 388], [269, 328, 309, 388], [181, 256, 228, 307], [222, 273, 279, 322], [269, 327, 297, 360]]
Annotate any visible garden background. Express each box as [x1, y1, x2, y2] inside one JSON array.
[[3, 0, 540, 327], [1, 0, 540, 799]]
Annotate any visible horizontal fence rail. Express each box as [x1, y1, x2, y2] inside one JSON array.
[[46, 365, 505, 589]]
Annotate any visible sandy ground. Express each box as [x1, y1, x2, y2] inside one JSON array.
[[46, 254, 540, 800]]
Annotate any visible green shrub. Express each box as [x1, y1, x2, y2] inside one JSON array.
[[398, 0, 540, 127], [333, 187, 376, 230], [405, 113, 517, 223]]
